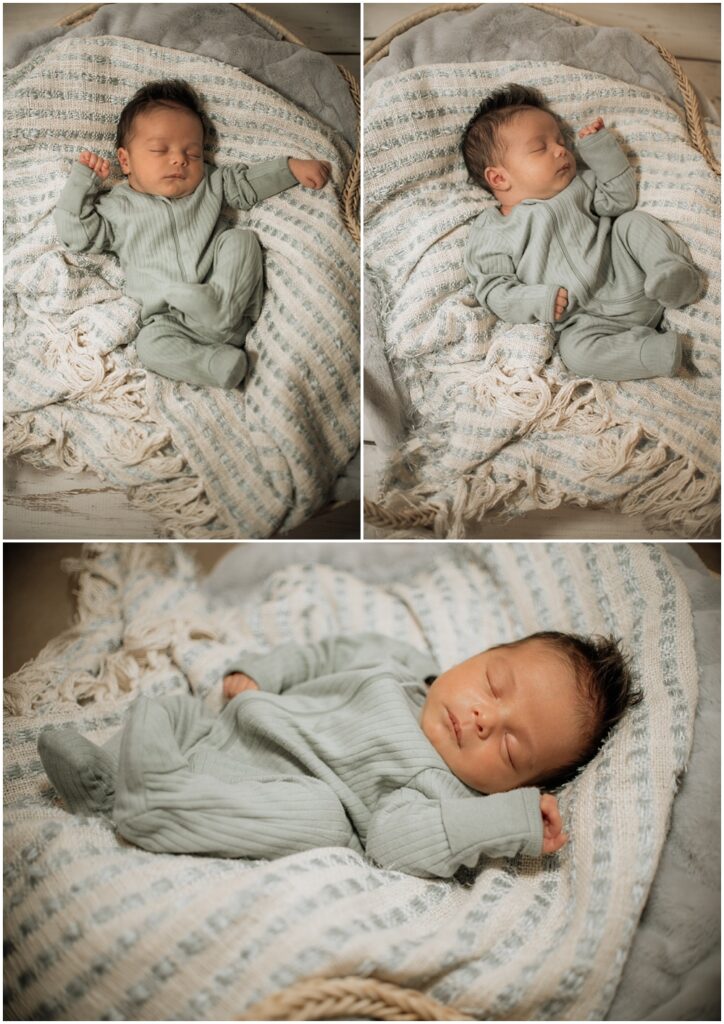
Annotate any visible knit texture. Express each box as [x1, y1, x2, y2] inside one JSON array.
[[365, 61, 720, 536], [106, 637, 543, 875], [5, 543, 698, 1020], [4, 35, 359, 537]]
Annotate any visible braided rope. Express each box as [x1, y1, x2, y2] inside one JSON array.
[[55, 2, 360, 240], [237, 976, 476, 1021], [364, 0, 720, 533]]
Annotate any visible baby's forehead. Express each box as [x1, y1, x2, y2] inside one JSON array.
[[131, 104, 203, 140], [501, 108, 560, 143]]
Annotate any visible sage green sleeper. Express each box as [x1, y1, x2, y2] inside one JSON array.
[[464, 129, 701, 380], [44, 634, 543, 879], [54, 157, 298, 387]]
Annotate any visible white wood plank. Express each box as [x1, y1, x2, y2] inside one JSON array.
[[258, 3, 359, 54], [4, 461, 164, 539], [363, 442, 718, 539]]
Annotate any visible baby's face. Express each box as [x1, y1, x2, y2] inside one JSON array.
[[117, 104, 205, 199], [421, 638, 584, 794], [486, 108, 576, 205]]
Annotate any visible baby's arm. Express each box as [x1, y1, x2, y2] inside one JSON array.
[[576, 121, 637, 216], [465, 230, 560, 325], [220, 153, 327, 211], [366, 781, 557, 878], [223, 633, 438, 698], [53, 152, 116, 253]]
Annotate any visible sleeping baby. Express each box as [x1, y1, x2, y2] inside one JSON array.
[[462, 83, 701, 380], [54, 78, 330, 389], [37, 631, 640, 879]]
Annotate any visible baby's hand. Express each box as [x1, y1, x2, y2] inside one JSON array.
[[554, 287, 568, 321], [540, 793, 568, 854], [78, 150, 111, 180], [223, 673, 260, 699], [578, 117, 605, 139], [288, 158, 331, 190]]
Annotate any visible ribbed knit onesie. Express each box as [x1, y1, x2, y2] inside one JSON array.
[[62, 634, 543, 879], [464, 129, 700, 380], [54, 157, 298, 388]]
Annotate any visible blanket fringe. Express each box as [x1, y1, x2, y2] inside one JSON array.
[[4, 544, 223, 716], [4, 410, 226, 538]]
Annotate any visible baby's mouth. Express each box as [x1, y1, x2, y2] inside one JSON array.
[[447, 709, 462, 747]]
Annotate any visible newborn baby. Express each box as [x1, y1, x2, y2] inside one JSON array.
[[462, 84, 701, 380], [54, 79, 330, 389], [38, 631, 640, 879]]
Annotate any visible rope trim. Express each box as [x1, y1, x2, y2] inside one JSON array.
[[55, 2, 360, 240], [237, 976, 476, 1021], [364, 0, 720, 535]]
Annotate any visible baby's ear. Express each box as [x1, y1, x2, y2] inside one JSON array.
[[484, 165, 509, 192], [117, 147, 130, 174]]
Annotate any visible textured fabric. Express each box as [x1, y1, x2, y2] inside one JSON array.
[[365, 62, 720, 536], [4, 35, 359, 536], [104, 636, 542, 875], [4, 543, 699, 1020]]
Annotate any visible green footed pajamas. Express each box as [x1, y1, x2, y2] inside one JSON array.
[[465, 129, 701, 380], [54, 157, 298, 387], [38, 635, 544, 879]]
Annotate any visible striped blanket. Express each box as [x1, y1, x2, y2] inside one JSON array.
[[5, 543, 698, 1020], [365, 62, 720, 536], [4, 36, 358, 537]]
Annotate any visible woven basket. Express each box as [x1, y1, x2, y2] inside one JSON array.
[[55, 2, 360, 241], [364, 0, 720, 537]]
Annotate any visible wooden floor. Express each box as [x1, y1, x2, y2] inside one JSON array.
[[3, 3, 361, 541], [363, 2, 720, 540]]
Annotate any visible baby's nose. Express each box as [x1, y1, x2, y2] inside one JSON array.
[[472, 706, 493, 737]]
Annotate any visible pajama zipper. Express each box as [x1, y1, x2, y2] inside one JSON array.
[[166, 203, 187, 281], [547, 206, 590, 300]]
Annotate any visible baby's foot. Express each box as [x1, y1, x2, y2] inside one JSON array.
[[640, 330, 682, 377], [38, 729, 116, 815], [645, 259, 701, 308], [207, 345, 248, 388]]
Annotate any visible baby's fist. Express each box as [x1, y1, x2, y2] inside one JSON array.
[[288, 157, 331, 190], [554, 287, 568, 321], [79, 150, 111, 180], [540, 793, 568, 854], [579, 117, 605, 139], [223, 673, 260, 699]]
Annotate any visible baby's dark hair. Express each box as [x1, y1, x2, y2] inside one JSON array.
[[515, 631, 642, 789], [115, 78, 214, 152], [461, 83, 562, 194]]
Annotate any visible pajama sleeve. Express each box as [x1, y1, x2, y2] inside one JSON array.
[[465, 232, 559, 324], [365, 779, 544, 878], [221, 157, 298, 210], [577, 128, 637, 216], [54, 161, 117, 253], [226, 634, 440, 694]]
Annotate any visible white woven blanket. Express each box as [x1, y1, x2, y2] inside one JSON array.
[[5, 543, 698, 1020], [365, 62, 720, 536], [4, 36, 358, 537]]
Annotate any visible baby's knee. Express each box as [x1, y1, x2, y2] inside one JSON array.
[[217, 228, 262, 270], [557, 331, 592, 377]]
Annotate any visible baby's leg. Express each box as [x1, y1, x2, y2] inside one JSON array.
[[134, 314, 247, 388], [113, 697, 354, 858], [611, 210, 701, 308], [165, 228, 264, 338], [558, 314, 681, 380]]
